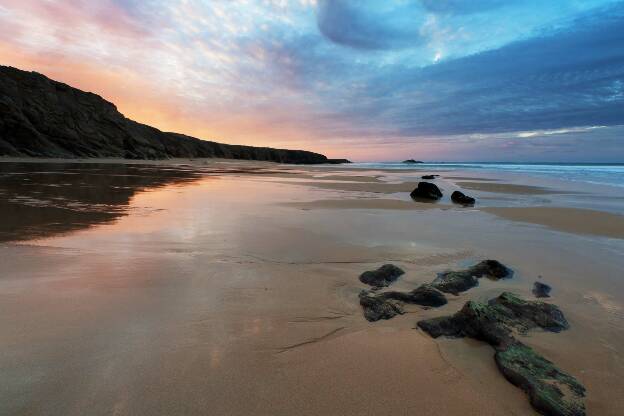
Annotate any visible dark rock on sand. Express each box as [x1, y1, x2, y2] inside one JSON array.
[[384, 284, 448, 307], [533, 281, 552, 298], [402, 159, 423, 164], [432, 260, 512, 295], [451, 190, 476, 205], [410, 182, 443, 200], [496, 342, 585, 416], [0, 65, 336, 163], [417, 293, 583, 416], [421, 174, 439, 179], [359, 264, 405, 288], [360, 284, 447, 322], [418, 292, 568, 341], [359, 290, 405, 321]]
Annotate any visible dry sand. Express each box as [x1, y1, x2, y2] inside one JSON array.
[[1, 158, 624, 415]]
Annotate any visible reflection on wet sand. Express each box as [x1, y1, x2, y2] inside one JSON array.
[[0, 163, 203, 242], [2, 160, 624, 416]]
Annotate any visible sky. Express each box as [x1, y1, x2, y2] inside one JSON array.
[[0, 0, 623, 162]]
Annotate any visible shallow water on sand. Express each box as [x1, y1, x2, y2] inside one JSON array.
[[2, 161, 624, 415]]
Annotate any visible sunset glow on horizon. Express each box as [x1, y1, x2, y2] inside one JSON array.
[[2, 0, 623, 162]]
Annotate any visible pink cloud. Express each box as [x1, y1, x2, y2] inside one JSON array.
[[1, 0, 149, 38]]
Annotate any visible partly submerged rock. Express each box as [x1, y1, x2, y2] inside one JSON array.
[[410, 182, 443, 200], [417, 293, 583, 416], [421, 174, 439, 179], [431, 260, 512, 295], [451, 190, 476, 205], [533, 281, 552, 298], [359, 264, 405, 288], [360, 284, 447, 322]]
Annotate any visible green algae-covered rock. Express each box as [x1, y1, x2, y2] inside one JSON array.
[[496, 342, 585, 416], [432, 260, 513, 295], [359, 284, 447, 322], [417, 292, 584, 416], [359, 290, 404, 321], [417, 292, 567, 345], [493, 292, 569, 333]]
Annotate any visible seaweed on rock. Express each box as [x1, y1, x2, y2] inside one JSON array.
[[417, 293, 584, 416], [431, 260, 513, 295]]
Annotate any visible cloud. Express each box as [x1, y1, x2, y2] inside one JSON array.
[[310, 2, 624, 138], [316, 0, 426, 49]]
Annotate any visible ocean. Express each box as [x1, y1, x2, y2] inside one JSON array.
[[340, 162, 624, 188]]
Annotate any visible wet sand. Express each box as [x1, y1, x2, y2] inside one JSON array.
[[2, 158, 624, 415], [483, 206, 624, 239], [454, 181, 561, 195]]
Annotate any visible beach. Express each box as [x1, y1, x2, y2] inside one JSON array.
[[2, 159, 624, 416]]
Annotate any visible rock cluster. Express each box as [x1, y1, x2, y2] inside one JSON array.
[[358, 260, 511, 322], [356, 259, 585, 415]]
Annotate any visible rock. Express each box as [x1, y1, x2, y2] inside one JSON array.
[[410, 182, 443, 200], [496, 342, 586, 416], [533, 281, 552, 298], [360, 284, 447, 322], [432, 260, 512, 295], [421, 174, 439, 179], [432, 271, 479, 296], [451, 190, 476, 205], [0, 65, 338, 163], [384, 284, 448, 307], [402, 159, 423, 164], [359, 264, 405, 288], [469, 259, 513, 279], [417, 292, 569, 347], [417, 293, 584, 416], [359, 290, 404, 321]]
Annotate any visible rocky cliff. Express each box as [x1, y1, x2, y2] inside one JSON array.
[[0, 66, 336, 164]]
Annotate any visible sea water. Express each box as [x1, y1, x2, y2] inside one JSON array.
[[340, 162, 624, 188]]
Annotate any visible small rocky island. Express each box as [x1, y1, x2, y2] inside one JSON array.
[[402, 159, 423, 164]]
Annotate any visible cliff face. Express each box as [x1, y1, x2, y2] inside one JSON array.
[[0, 66, 332, 164]]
